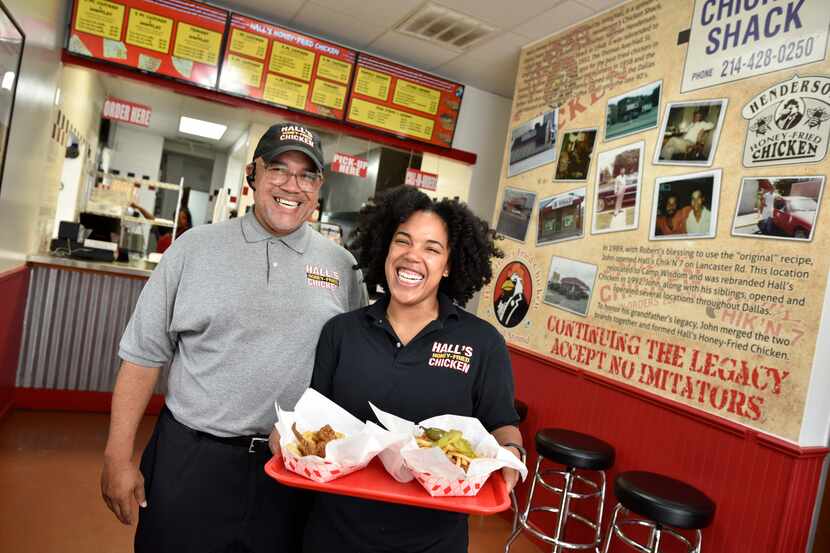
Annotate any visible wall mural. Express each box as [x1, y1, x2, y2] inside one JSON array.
[[479, 0, 830, 441]]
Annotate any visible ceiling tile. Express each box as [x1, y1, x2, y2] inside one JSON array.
[[438, 53, 519, 98], [512, 1, 594, 40], [291, 2, 386, 48], [367, 31, 462, 71], [463, 32, 527, 65], [436, 0, 562, 29], [576, 0, 627, 11], [308, 0, 421, 28], [215, 0, 306, 23]]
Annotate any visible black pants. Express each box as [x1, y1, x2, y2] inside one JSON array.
[[135, 407, 310, 553]]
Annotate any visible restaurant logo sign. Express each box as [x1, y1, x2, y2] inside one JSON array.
[[742, 75, 830, 167], [493, 261, 533, 329]]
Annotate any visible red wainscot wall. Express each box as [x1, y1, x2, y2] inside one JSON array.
[[508, 344, 828, 553], [0, 266, 29, 421]]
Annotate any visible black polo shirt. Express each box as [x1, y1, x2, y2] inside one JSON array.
[[303, 294, 519, 553]]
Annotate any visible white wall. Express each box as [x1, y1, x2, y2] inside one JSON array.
[[451, 86, 512, 222], [0, 0, 67, 271], [107, 123, 164, 180], [799, 267, 830, 446], [450, 85, 512, 312]]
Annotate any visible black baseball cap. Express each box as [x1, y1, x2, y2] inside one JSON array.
[[254, 123, 324, 172]]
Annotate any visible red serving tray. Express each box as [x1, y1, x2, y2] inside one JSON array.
[[264, 455, 510, 515]]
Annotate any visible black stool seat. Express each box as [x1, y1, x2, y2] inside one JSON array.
[[535, 428, 615, 470], [514, 399, 528, 424], [615, 471, 715, 530]]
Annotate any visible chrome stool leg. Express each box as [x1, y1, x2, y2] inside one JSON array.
[[507, 457, 607, 553], [505, 456, 543, 553], [603, 505, 703, 553], [551, 468, 574, 553]]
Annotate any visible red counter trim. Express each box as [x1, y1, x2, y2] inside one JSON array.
[[14, 388, 164, 415], [62, 51, 478, 165], [0, 265, 29, 422]]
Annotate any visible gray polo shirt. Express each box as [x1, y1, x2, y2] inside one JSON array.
[[119, 212, 366, 436]]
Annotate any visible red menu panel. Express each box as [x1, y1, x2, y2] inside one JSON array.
[[346, 54, 464, 148], [218, 14, 356, 120], [68, 0, 227, 88]]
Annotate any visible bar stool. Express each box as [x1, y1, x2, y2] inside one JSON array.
[[602, 471, 715, 553], [506, 428, 615, 553], [509, 399, 529, 533]]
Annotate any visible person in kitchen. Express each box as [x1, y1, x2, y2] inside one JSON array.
[[101, 123, 366, 553], [299, 185, 524, 553]]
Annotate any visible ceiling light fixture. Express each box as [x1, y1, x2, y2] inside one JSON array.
[[178, 116, 227, 140]]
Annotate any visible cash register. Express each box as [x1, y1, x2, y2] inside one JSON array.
[[50, 213, 121, 261]]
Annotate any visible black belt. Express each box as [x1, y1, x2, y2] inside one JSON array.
[[163, 406, 270, 453]]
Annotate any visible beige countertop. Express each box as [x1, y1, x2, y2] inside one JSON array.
[[27, 254, 155, 278]]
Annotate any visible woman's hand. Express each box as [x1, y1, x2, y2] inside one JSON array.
[[502, 466, 520, 493], [268, 427, 281, 455]]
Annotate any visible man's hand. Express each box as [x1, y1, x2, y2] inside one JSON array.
[[268, 427, 281, 455], [101, 456, 147, 525]]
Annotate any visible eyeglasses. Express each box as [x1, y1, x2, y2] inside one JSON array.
[[262, 163, 322, 192]]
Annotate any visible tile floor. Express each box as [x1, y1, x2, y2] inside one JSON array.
[[0, 410, 539, 553]]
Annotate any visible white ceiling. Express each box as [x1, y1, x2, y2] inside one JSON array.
[[213, 0, 626, 98]]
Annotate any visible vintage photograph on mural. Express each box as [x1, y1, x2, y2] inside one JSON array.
[[650, 169, 722, 240], [544, 256, 597, 317], [654, 99, 727, 166], [591, 141, 644, 235], [537, 188, 586, 246], [508, 110, 557, 177], [604, 80, 661, 141], [493, 261, 533, 328], [496, 187, 537, 243], [732, 176, 825, 241], [554, 128, 597, 181]]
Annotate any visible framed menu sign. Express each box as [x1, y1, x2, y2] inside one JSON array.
[[67, 0, 227, 88], [346, 54, 464, 148], [218, 14, 356, 120]]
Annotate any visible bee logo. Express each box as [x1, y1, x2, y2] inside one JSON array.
[[749, 116, 772, 136], [805, 107, 830, 130]]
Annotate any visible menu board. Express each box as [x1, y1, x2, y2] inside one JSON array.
[[346, 54, 464, 148], [68, 0, 227, 88], [218, 14, 356, 120]]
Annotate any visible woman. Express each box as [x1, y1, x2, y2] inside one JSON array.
[[128, 203, 193, 253], [302, 186, 524, 553], [155, 207, 192, 253]]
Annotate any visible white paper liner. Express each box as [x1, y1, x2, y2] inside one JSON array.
[[275, 389, 405, 483], [371, 404, 528, 497]]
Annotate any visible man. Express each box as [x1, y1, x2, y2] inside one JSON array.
[[758, 181, 778, 235], [655, 195, 688, 235], [613, 168, 627, 215], [660, 110, 715, 160], [685, 189, 711, 235], [775, 99, 803, 130], [101, 123, 366, 552]]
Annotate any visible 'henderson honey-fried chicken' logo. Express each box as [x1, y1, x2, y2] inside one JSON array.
[[742, 75, 830, 167]]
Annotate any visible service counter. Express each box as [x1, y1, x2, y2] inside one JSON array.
[[16, 255, 165, 398]]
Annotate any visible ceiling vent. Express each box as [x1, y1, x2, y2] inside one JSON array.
[[395, 2, 497, 52]]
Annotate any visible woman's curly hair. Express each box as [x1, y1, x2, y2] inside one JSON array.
[[348, 186, 503, 305]]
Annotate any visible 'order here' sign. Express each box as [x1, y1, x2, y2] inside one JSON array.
[[102, 97, 152, 127]]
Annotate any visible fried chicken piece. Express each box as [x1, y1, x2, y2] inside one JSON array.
[[292, 422, 315, 457], [313, 425, 338, 457]]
